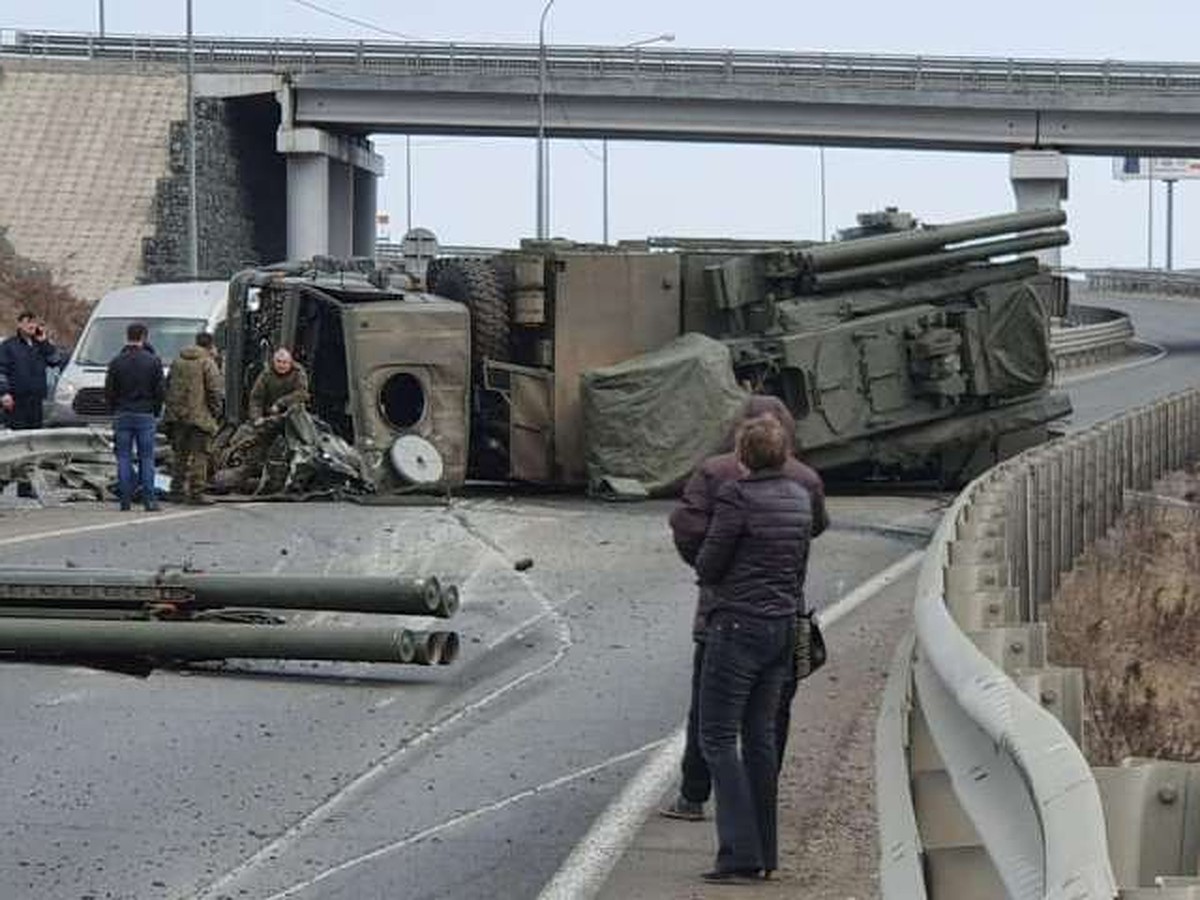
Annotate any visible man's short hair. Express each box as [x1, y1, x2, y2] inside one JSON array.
[[736, 414, 788, 472], [126, 322, 148, 343], [195, 332, 214, 349], [16, 311, 36, 323]]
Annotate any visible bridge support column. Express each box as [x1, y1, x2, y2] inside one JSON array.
[[286, 154, 330, 261], [328, 159, 354, 259], [353, 169, 378, 257], [278, 126, 385, 260], [1010, 150, 1068, 268]]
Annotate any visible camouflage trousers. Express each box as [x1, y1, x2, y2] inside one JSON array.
[[170, 424, 213, 500]]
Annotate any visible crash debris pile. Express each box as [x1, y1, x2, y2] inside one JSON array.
[[0, 566, 462, 676], [209, 406, 374, 498]]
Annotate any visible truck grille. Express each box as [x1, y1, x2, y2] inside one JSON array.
[[72, 388, 110, 417]]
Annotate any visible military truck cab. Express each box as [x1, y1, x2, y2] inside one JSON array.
[[223, 265, 470, 488]]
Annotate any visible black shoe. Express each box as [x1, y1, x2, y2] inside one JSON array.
[[119, 501, 132, 512], [16, 483, 36, 499], [144, 502, 161, 512], [700, 868, 764, 885], [184, 495, 214, 506], [659, 796, 706, 821]]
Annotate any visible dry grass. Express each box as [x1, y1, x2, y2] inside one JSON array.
[[0, 226, 90, 343], [1048, 465, 1200, 766]]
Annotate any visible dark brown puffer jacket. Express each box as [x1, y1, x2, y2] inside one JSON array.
[[694, 469, 814, 621]]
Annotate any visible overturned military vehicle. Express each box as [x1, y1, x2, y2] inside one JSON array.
[[222, 207, 1071, 492]]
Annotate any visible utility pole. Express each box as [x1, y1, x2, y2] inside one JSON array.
[[186, 0, 199, 278], [819, 147, 827, 240], [1166, 178, 1177, 271], [602, 34, 673, 244], [405, 135, 413, 231], [536, 0, 556, 240], [1147, 160, 1154, 268], [602, 139, 609, 244], [98, 0, 105, 37]]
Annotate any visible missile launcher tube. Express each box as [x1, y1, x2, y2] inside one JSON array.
[[0, 569, 455, 618], [0, 618, 466, 665], [801, 208, 1067, 273], [808, 230, 1069, 293]]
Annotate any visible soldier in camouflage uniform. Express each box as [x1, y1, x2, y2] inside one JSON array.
[[249, 348, 310, 423], [163, 332, 224, 504]]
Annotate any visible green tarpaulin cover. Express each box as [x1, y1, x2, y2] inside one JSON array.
[[582, 333, 748, 496]]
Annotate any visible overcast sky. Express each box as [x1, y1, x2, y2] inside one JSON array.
[[11, 1, 1200, 267]]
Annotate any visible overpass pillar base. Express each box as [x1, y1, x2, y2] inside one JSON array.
[[1010, 150, 1069, 268], [278, 126, 384, 260]]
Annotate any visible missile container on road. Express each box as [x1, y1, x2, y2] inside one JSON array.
[[222, 208, 1072, 492]]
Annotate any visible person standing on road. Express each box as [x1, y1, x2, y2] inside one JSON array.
[[104, 322, 164, 512], [163, 331, 223, 505], [663, 396, 828, 822], [248, 347, 309, 423], [0, 312, 66, 497], [691, 414, 815, 884]]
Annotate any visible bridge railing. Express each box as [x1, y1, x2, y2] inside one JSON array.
[[6, 30, 1200, 95], [878, 387, 1200, 898]]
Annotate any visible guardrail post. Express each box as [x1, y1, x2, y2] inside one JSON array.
[[1077, 438, 1089, 557], [1132, 411, 1146, 490], [1034, 457, 1053, 614], [1008, 473, 1029, 618], [1191, 392, 1200, 462], [1084, 434, 1098, 547], [1154, 402, 1167, 481], [1101, 424, 1117, 534]]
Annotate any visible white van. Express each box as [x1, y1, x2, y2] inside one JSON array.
[[47, 281, 228, 426]]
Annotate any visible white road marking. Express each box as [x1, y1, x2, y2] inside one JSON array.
[[816, 549, 925, 629], [536, 547, 927, 900], [0, 507, 220, 547], [259, 736, 668, 900], [537, 728, 687, 900]]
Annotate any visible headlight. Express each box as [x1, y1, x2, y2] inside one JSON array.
[[54, 380, 77, 402]]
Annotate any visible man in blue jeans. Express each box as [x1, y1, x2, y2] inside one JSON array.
[[104, 323, 164, 511]]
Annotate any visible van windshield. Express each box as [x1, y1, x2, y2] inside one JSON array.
[[74, 318, 206, 367]]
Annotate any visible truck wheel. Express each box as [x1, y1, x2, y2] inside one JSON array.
[[427, 258, 511, 373]]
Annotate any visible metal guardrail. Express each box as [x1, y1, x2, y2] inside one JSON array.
[[878, 387, 1200, 898], [0, 426, 112, 477], [6, 30, 1200, 96], [1084, 269, 1200, 298], [1050, 307, 1135, 370]]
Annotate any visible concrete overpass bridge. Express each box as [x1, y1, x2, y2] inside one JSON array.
[[6, 30, 1200, 261]]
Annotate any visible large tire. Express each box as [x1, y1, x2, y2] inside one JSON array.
[[427, 258, 511, 373]]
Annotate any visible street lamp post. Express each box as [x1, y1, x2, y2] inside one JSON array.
[[186, 0, 199, 278], [536, 0, 555, 240], [602, 33, 673, 244], [1166, 177, 1177, 271]]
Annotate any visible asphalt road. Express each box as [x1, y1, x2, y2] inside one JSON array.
[[0, 291, 1196, 900], [1064, 290, 1200, 428], [0, 496, 935, 900]]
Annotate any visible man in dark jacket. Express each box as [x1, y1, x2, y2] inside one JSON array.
[[0, 312, 66, 497], [105, 322, 164, 511], [163, 332, 223, 504], [662, 394, 828, 822]]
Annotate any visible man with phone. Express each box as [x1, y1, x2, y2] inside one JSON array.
[[0, 311, 66, 497]]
